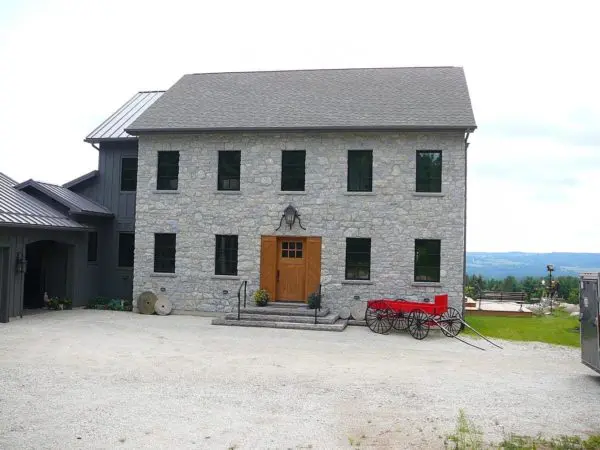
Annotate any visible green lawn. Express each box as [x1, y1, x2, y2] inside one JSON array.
[[464, 310, 580, 347]]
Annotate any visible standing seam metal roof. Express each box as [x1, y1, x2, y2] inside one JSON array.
[[85, 91, 165, 142], [0, 173, 89, 230], [16, 180, 113, 216]]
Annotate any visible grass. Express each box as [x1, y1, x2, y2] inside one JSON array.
[[445, 410, 600, 449], [464, 310, 579, 347]]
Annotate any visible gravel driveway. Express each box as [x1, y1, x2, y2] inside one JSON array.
[[0, 310, 598, 449]]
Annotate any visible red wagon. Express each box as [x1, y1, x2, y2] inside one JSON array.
[[365, 294, 463, 340]]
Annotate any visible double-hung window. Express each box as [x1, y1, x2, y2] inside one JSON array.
[[281, 151, 305, 191], [347, 150, 373, 192], [416, 151, 442, 193], [414, 239, 441, 282], [218, 151, 241, 191], [154, 233, 176, 273], [345, 238, 371, 280], [215, 235, 238, 276], [157, 151, 179, 190]]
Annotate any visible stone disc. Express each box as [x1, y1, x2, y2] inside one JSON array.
[[138, 291, 158, 315], [350, 302, 368, 320], [154, 295, 173, 316], [339, 307, 351, 320]]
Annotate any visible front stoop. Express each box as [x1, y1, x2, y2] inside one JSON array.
[[211, 304, 348, 331]]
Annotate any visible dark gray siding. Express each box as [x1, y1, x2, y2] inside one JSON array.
[[0, 227, 95, 319], [70, 141, 138, 300]]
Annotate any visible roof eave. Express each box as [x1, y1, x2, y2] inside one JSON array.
[[70, 211, 114, 218], [0, 222, 90, 232], [84, 136, 137, 144], [126, 125, 478, 135]]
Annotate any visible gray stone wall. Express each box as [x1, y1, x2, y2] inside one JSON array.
[[133, 131, 466, 314]]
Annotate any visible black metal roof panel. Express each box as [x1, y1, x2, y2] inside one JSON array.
[[85, 91, 164, 142], [127, 67, 476, 133], [0, 173, 89, 230], [16, 180, 113, 217]]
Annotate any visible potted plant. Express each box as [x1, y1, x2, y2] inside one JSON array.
[[253, 289, 270, 307], [307, 291, 321, 310]]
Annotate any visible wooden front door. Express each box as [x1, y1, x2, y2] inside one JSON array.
[[260, 236, 321, 304], [276, 238, 306, 302]]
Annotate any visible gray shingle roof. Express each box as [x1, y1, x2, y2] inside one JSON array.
[[0, 173, 88, 230], [85, 91, 164, 142], [15, 180, 113, 217], [127, 67, 476, 133]]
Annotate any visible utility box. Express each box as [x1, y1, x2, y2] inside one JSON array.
[[580, 272, 600, 374]]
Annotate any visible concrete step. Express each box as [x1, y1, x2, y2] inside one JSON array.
[[238, 306, 330, 317], [212, 318, 348, 332], [224, 312, 340, 324]]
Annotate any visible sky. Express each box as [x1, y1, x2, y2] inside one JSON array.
[[0, 0, 598, 253]]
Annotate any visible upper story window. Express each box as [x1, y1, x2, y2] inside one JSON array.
[[345, 238, 371, 280], [218, 151, 241, 191], [347, 150, 373, 192], [416, 151, 442, 193], [215, 235, 238, 276], [414, 239, 441, 282], [281, 150, 305, 191], [154, 233, 176, 273], [87, 231, 98, 263], [157, 151, 179, 190], [118, 232, 135, 268], [120, 158, 138, 192]]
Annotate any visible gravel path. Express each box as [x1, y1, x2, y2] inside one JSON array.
[[0, 310, 598, 449]]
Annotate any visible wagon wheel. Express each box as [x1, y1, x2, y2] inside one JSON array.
[[407, 309, 430, 340], [391, 311, 409, 331], [439, 307, 463, 337], [365, 306, 393, 334]]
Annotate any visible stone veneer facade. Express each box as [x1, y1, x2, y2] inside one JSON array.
[[133, 131, 467, 314]]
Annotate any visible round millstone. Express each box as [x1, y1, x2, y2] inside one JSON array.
[[138, 291, 158, 315], [350, 302, 368, 321], [154, 295, 173, 316], [339, 307, 351, 320]]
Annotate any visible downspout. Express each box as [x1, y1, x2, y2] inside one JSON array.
[[462, 131, 471, 317]]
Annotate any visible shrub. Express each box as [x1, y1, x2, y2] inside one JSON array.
[[47, 297, 72, 310], [253, 289, 270, 307]]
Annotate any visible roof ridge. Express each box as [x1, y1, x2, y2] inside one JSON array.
[[138, 90, 166, 93], [187, 66, 462, 76]]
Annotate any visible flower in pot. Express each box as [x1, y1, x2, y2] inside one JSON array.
[[253, 289, 270, 307]]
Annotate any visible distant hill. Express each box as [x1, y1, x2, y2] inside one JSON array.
[[466, 252, 600, 278]]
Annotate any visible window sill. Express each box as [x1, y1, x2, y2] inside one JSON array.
[[412, 282, 442, 287], [120, 190, 136, 194], [342, 280, 374, 285], [213, 190, 242, 195], [278, 191, 307, 195], [344, 191, 375, 196], [117, 266, 134, 271], [412, 192, 444, 197], [211, 275, 241, 280], [152, 190, 180, 194], [150, 272, 177, 278]]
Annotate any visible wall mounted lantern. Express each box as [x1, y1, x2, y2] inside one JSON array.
[[276, 204, 306, 231], [15, 252, 27, 274]]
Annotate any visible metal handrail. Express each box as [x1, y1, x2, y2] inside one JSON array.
[[237, 280, 248, 321], [314, 284, 322, 325]]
